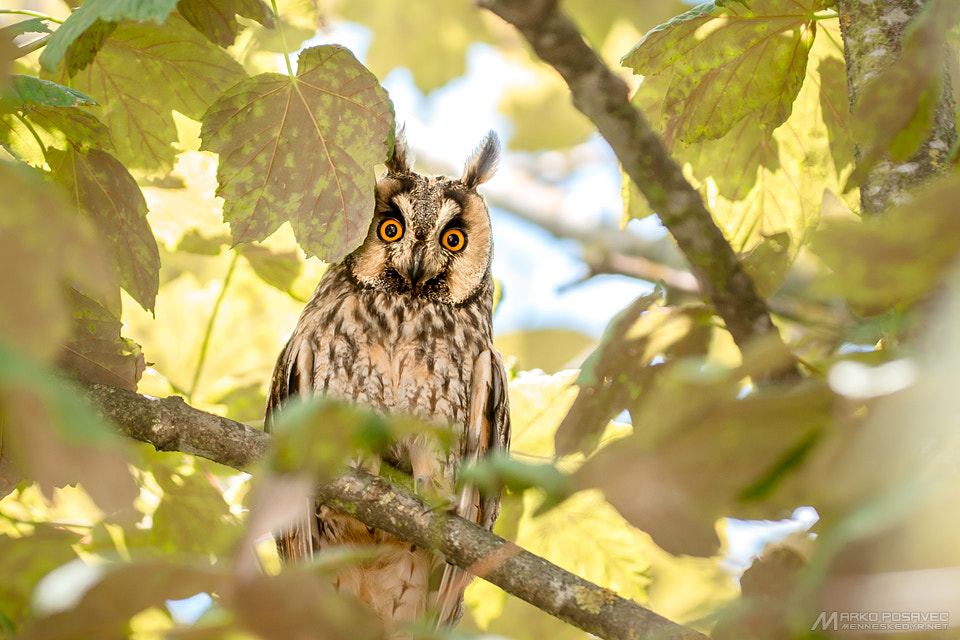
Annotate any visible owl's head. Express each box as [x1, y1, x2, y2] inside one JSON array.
[[345, 130, 501, 305]]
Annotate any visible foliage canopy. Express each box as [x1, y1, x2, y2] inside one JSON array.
[[1, 0, 960, 638]]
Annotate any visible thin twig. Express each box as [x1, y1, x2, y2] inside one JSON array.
[[189, 252, 240, 400]]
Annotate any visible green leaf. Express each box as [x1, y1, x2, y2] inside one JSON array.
[[623, 0, 818, 143], [0, 525, 81, 629], [62, 19, 118, 78], [815, 56, 854, 178], [0, 342, 138, 512], [0, 104, 114, 167], [810, 174, 960, 313], [629, 18, 849, 278], [237, 243, 302, 297], [576, 381, 834, 557], [0, 161, 114, 361], [558, 303, 713, 457], [150, 463, 241, 554], [61, 13, 247, 176], [58, 287, 146, 392], [177, 0, 275, 47], [20, 561, 223, 640], [458, 454, 576, 513], [49, 147, 160, 313], [576, 287, 666, 388], [0, 17, 53, 39], [39, 0, 180, 73], [740, 230, 791, 298], [2, 74, 95, 108], [175, 229, 231, 255], [622, 170, 655, 224], [267, 396, 453, 483], [200, 45, 394, 262]]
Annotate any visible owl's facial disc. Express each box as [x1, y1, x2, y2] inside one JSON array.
[[348, 141, 496, 304]]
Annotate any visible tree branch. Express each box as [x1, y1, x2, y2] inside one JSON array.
[[479, 0, 798, 378], [81, 381, 270, 469], [80, 382, 709, 640]]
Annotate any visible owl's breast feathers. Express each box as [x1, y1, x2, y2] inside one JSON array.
[[288, 264, 495, 423], [265, 262, 510, 627]]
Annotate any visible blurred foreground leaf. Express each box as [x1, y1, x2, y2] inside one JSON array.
[[0, 524, 81, 629], [557, 290, 714, 456], [0, 343, 137, 513], [810, 174, 960, 314], [0, 161, 114, 362], [20, 560, 220, 640], [150, 462, 241, 555], [577, 374, 834, 557], [229, 568, 382, 640]]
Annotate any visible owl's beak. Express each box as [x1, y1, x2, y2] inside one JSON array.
[[405, 245, 427, 288]]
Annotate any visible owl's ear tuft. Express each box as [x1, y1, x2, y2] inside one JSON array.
[[387, 125, 414, 174], [461, 131, 500, 189]]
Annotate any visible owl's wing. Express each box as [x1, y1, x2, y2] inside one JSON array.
[[265, 334, 320, 563], [434, 346, 511, 624]]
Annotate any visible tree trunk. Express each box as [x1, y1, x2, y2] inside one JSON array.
[[835, 0, 958, 214]]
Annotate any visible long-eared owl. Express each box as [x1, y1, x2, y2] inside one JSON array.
[[265, 130, 511, 635]]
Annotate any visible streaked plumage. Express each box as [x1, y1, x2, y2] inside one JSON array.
[[265, 130, 510, 635]]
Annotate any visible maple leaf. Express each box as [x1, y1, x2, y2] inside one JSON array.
[[201, 45, 394, 262]]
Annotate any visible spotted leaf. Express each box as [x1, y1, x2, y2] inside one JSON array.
[[49, 147, 160, 313], [200, 45, 395, 262]]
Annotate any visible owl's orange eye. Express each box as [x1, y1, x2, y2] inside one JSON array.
[[378, 218, 404, 243], [441, 228, 466, 252]]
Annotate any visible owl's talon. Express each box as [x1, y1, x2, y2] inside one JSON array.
[[420, 495, 457, 516], [414, 474, 430, 497]]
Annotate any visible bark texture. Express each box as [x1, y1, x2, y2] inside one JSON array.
[[835, 0, 958, 214]]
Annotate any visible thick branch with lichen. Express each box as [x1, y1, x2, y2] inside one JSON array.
[[834, 0, 958, 215], [478, 0, 795, 377], [80, 382, 707, 640]]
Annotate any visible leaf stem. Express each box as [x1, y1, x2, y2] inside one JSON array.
[[188, 251, 240, 401], [269, 0, 295, 78], [13, 112, 50, 166], [0, 9, 63, 23]]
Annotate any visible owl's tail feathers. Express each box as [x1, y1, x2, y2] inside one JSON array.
[[274, 498, 319, 563], [433, 564, 471, 626], [351, 544, 430, 640]]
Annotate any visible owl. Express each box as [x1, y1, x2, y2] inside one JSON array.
[[265, 130, 511, 637]]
